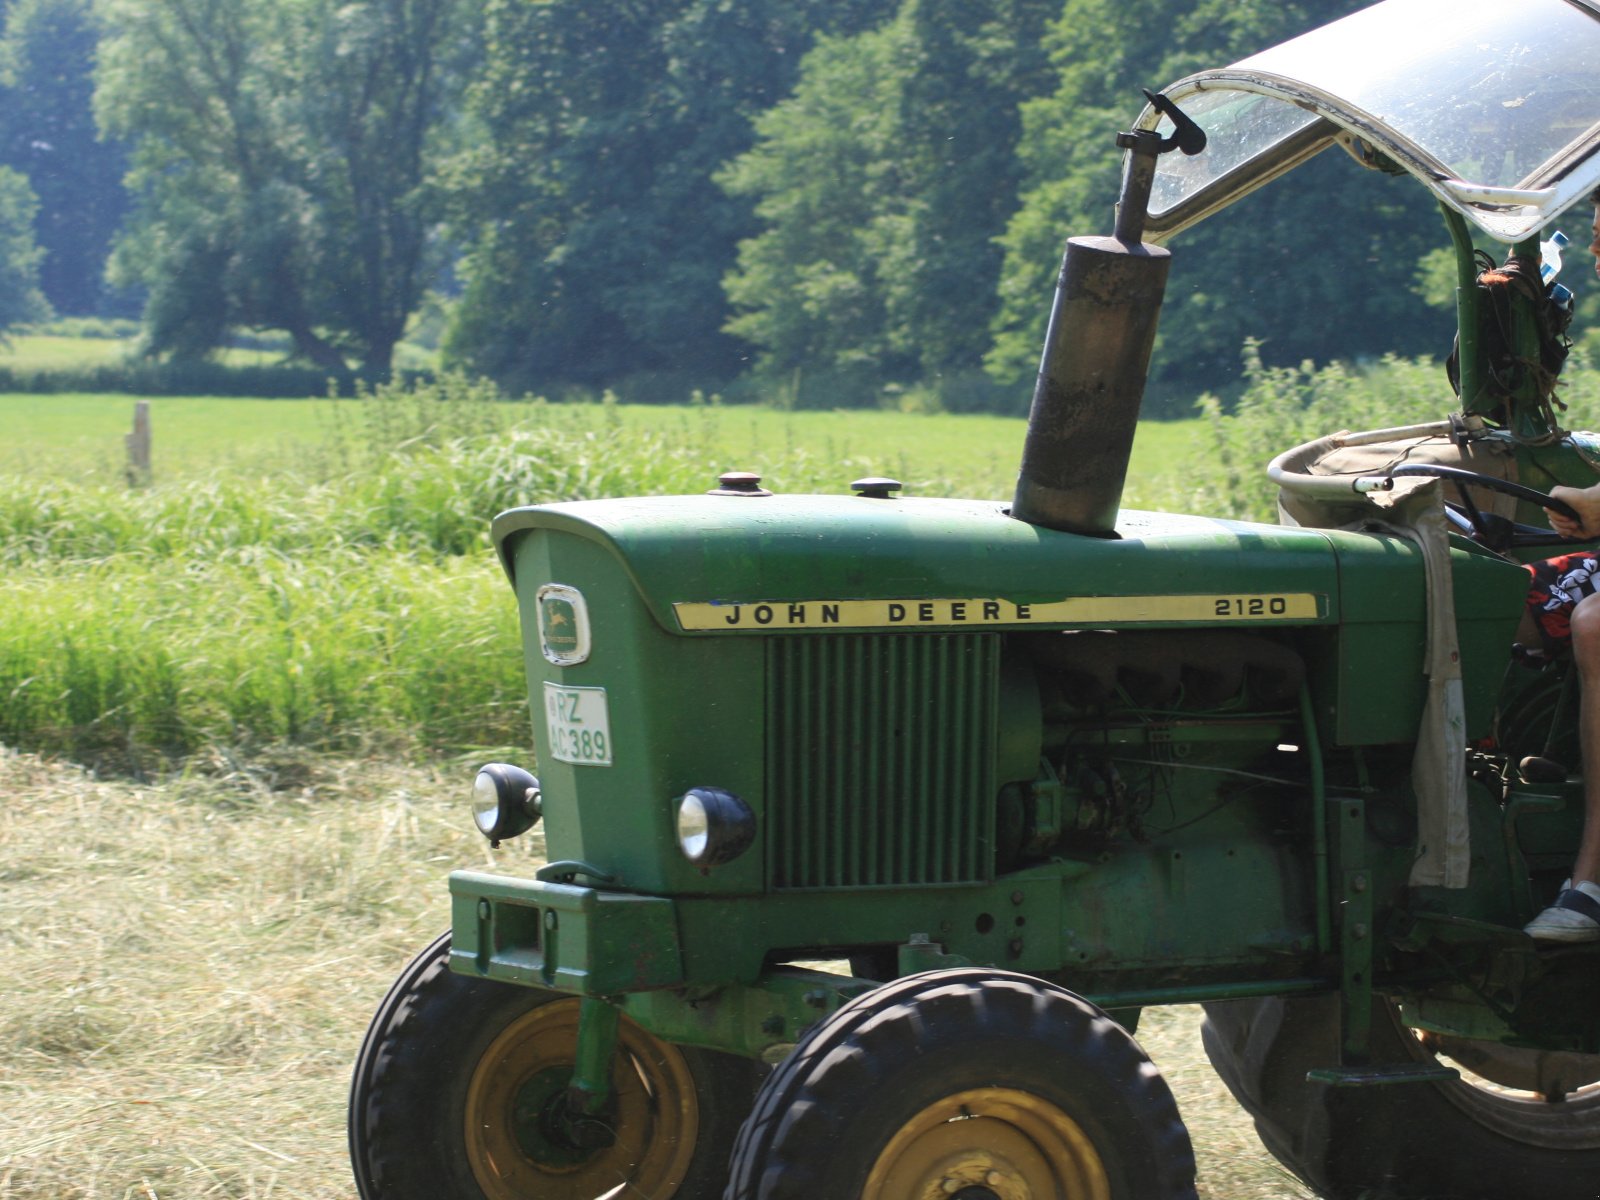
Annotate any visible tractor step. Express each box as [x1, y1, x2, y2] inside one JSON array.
[[1306, 1063, 1460, 1087]]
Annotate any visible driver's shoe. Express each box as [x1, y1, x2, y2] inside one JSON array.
[[1525, 878, 1600, 943]]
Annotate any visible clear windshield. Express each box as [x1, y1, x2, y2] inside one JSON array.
[[1241, 0, 1600, 188], [1146, 0, 1600, 242], [1148, 91, 1321, 218]]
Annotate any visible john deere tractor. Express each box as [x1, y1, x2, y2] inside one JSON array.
[[349, 2, 1600, 1197]]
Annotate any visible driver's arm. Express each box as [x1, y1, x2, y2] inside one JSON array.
[[1550, 483, 1600, 539]]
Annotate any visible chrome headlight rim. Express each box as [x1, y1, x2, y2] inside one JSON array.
[[674, 786, 755, 867], [472, 762, 541, 845]]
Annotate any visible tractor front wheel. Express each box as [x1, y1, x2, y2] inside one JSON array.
[[349, 932, 761, 1200], [724, 968, 1196, 1199], [1202, 993, 1600, 1200]]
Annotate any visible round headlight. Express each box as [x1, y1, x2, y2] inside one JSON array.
[[674, 787, 755, 867], [472, 763, 541, 845]]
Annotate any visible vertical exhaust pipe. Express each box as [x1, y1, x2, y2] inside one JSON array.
[[1012, 97, 1202, 536]]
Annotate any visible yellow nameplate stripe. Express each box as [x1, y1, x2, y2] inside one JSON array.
[[674, 593, 1322, 631]]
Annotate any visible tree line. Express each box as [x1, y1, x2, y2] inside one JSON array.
[[0, 0, 1476, 411]]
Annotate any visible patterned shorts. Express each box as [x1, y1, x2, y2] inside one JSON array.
[[1526, 552, 1600, 646]]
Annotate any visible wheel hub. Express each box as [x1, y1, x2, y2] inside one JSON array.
[[462, 1000, 701, 1200], [862, 1086, 1110, 1200], [507, 1067, 616, 1164]]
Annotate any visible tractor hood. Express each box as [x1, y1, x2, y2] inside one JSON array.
[[493, 495, 1341, 634], [1140, 0, 1600, 243], [494, 492, 1514, 637]]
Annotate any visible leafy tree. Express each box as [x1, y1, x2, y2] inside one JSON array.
[[989, 0, 1451, 408], [0, 0, 127, 315], [443, 0, 896, 394], [720, 0, 1056, 386], [891, 0, 1056, 375], [718, 14, 920, 380], [0, 164, 49, 332], [96, 0, 479, 375]]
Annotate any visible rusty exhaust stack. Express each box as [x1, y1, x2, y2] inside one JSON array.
[[1012, 96, 1202, 536]]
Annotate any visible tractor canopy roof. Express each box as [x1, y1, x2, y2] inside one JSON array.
[[1141, 0, 1600, 244]]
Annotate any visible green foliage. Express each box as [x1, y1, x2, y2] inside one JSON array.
[[720, 0, 1055, 383], [28, 315, 140, 339], [96, 0, 479, 375], [0, 0, 128, 316], [0, 164, 48, 333], [443, 0, 896, 394], [720, 14, 921, 377], [0, 357, 429, 397], [0, 554, 527, 764]]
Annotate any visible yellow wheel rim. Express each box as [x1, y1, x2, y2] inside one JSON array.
[[863, 1086, 1111, 1200], [463, 1000, 700, 1200]]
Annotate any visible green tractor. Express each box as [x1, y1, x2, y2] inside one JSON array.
[[349, 1, 1600, 1197]]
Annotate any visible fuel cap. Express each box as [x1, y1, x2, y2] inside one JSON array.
[[708, 471, 773, 497], [850, 477, 903, 499]]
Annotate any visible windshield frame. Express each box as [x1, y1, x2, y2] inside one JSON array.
[[1137, 0, 1600, 244]]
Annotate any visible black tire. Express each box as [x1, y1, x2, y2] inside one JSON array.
[[724, 968, 1196, 1200], [350, 932, 763, 1200], [1202, 994, 1600, 1200]]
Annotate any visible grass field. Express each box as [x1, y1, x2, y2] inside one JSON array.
[[0, 748, 1312, 1200], [0, 361, 1436, 1198], [0, 380, 1219, 765], [0, 388, 1206, 509]]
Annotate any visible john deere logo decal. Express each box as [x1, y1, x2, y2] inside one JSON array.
[[537, 584, 591, 665]]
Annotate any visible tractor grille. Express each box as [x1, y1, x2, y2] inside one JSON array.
[[765, 633, 999, 889]]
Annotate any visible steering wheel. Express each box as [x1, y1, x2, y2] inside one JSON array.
[[1388, 462, 1581, 551]]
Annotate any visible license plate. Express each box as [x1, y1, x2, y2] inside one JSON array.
[[543, 683, 613, 766]]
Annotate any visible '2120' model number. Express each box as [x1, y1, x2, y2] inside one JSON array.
[[1213, 595, 1291, 617]]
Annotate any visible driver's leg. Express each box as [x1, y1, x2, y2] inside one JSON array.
[[1525, 588, 1600, 942]]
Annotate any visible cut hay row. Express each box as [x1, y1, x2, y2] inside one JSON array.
[[0, 748, 1307, 1199]]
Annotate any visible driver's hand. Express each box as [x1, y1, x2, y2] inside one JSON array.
[[1550, 483, 1600, 539]]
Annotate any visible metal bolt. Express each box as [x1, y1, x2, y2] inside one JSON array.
[[1007, 937, 1024, 959], [941, 1179, 961, 1195], [1010, 890, 1025, 906], [1352, 922, 1369, 940], [908, 932, 931, 945], [544, 911, 558, 931], [850, 476, 903, 499], [803, 989, 829, 1009], [760, 1015, 784, 1035], [986, 1170, 1004, 1187], [708, 471, 773, 497], [1352, 874, 1368, 893], [477, 899, 491, 921]]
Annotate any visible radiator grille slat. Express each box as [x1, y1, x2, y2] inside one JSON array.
[[767, 634, 998, 889]]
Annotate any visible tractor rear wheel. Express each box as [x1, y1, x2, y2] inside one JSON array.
[[1202, 993, 1600, 1200], [725, 968, 1196, 1199], [349, 932, 761, 1200]]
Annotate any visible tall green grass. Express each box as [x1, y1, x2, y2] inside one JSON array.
[[9, 350, 1558, 767], [0, 553, 526, 766], [1188, 343, 1600, 521], [0, 375, 1058, 765]]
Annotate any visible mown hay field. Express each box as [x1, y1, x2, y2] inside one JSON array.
[[0, 749, 1311, 1200], [0, 383, 1317, 1198]]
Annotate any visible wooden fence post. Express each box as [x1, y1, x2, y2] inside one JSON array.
[[125, 400, 151, 487]]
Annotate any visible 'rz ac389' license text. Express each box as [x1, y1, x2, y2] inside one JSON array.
[[542, 682, 613, 766]]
